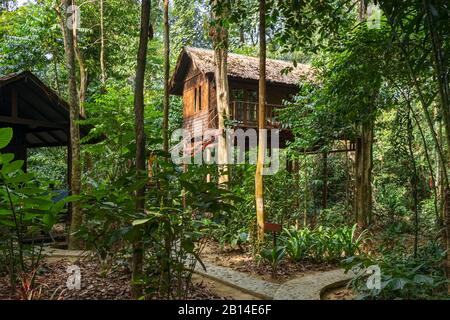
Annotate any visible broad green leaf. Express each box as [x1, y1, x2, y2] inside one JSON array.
[[0, 128, 13, 149], [132, 218, 151, 226], [23, 197, 53, 207], [0, 209, 12, 216], [6, 172, 33, 184], [0, 153, 14, 165], [2, 160, 24, 175], [62, 195, 83, 203]]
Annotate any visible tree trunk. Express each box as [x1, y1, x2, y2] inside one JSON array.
[[72, 12, 88, 118], [322, 152, 328, 210], [52, 52, 62, 96], [438, 119, 445, 225], [61, 0, 82, 250], [407, 112, 419, 257], [423, 0, 450, 293], [354, 0, 373, 229], [355, 125, 373, 229], [99, 0, 106, 86], [211, 0, 230, 187], [255, 0, 266, 242], [132, 0, 151, 299], [161, 0, 172, 298], [162, 0, 170, 153]]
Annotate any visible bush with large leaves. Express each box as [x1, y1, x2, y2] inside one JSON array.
[[75, 156, 238, 299], [0, 127, 73, 298], [344, 241, 448, 300]]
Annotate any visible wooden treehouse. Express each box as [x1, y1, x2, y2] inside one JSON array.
[[169, 47, 315, 152]]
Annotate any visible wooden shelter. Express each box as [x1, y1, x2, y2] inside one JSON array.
[[0, 71, 87, 176], [170, 47, 314, 147]]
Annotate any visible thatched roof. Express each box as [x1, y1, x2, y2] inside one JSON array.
[[170, 47, 313, 95]]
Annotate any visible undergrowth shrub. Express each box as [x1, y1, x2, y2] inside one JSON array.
[[282, 224, 366, 263], [343, 241, 447, 299]]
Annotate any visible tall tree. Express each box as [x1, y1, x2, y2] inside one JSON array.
[[210, 0, 230, 186], [131, 0, 151, 299], [255, 0, 266, 242], [376, 0, 450, 290], [61, 0, 82, 250], [99, 0, 106, 86], [162, 0, 170, 153], [73, 23, 88, 117], [354, 0, 373, 229]]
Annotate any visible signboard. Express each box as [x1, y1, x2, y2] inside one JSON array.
[[264, 222, 282, 233]]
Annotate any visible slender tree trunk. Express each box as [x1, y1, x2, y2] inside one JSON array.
[[438, 120, 446, 224], [132, 0, 151, 299], [355, 124, 373, 229], [423, 0, 450, 293], [99, 0, 106, 86], [303, 156, 308, 227], [423, 1, 450, 150], [239, 26, 245, 44], [69, 0, 93, 183], [412, 105, 440, 228], [211, 0, 230, 186], [354, 0, 373, 229], [255, 0, 266, 242], [52, 52, 62, 96], [61, 0, 82, 250], [322, 152, 328, 210], [161, 0, 171, 299], [71, 8, 88, 118], [393, 80, 441, 228], [162, 0, 170, 153], [407, 111, 419, 257]]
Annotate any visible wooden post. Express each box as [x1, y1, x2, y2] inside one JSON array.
[[264, 222, 282, 248], [11, 88, 18, 119]]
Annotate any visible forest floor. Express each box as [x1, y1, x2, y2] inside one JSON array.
[[0, 256, 231, 300], [0, 239, 351, 300], [200, 239, 337, 284]]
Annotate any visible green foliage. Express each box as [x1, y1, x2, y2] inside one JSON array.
[[75, 155, 237, 298], [0, 127, 13, 148], [344, 242, 448, 300], [2, 0, 449, 301], [282, 225, 366, 263], [27, 148, 67, 187], [0, 127, 73, 296], [283, 227, 311, 262], [259, 245, 286, 276], [75, 171, 140, 276]]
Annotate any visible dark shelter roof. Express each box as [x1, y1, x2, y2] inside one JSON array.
[[170, 46, 314, 95], [0, 71, 88, 148]]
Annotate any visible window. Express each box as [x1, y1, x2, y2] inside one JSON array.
[[198, 86, 202, 111], [194, 87, 197, 112], [231, 89, 244, 101], [231, 89, 244, 122], [247, 90, 257, 123], [193, 86, 202, 113]]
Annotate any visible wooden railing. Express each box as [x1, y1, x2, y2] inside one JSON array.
[[230, 100, 283, 128]]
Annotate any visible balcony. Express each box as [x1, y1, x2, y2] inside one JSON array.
[[230, 101, 283, 128]]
